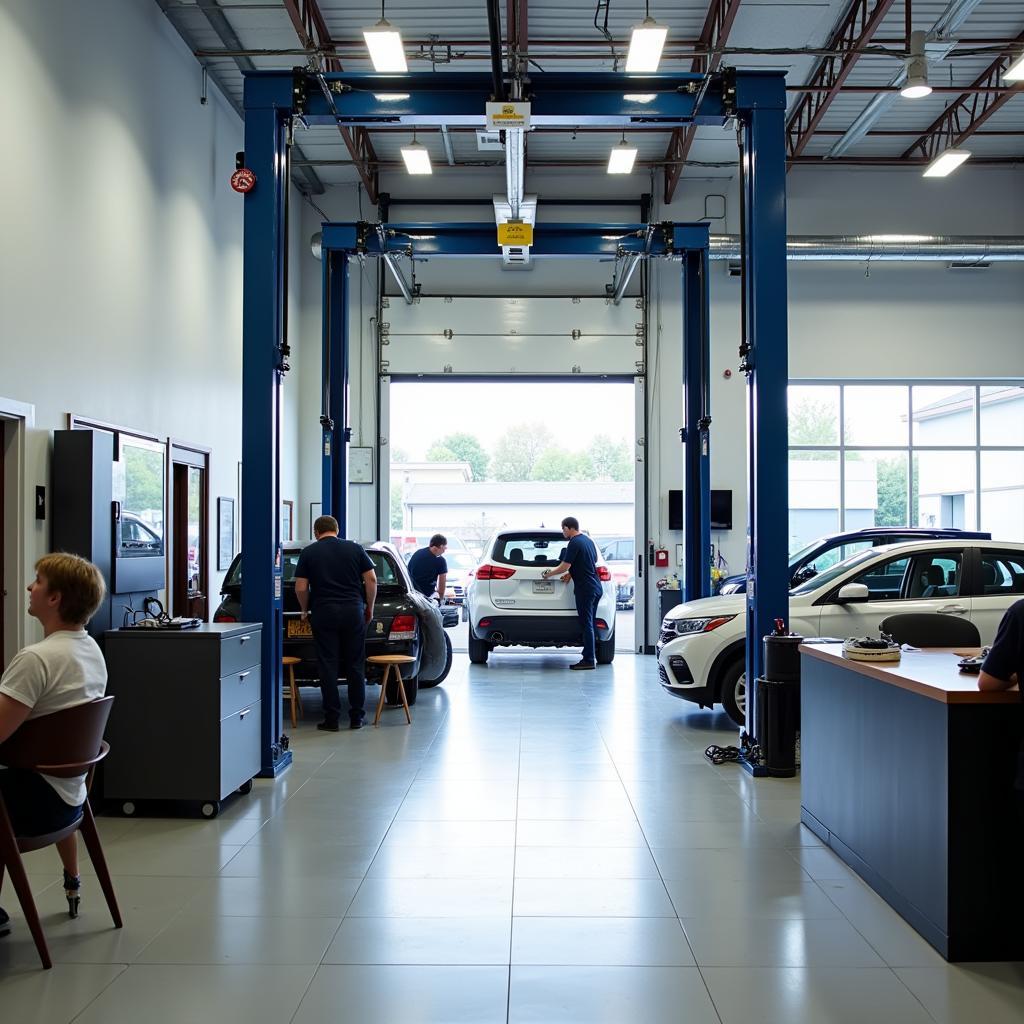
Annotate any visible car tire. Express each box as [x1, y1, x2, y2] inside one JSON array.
[[385, 671, 418, 707], [596, 633, 615, 665], [468, 635, 489, 665], [720, 656, 746, 727], [420, 632, 452, 688]]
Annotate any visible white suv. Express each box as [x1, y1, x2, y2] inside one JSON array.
[[466, 529, 618, 665], [658, 539, 1024, 726]]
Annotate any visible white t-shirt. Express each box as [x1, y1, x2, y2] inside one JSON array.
[[0, 630, 108, 806]]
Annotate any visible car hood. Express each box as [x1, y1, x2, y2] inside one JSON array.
[[663, 594, 746, 621]]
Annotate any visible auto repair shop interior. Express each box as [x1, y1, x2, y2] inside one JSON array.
[[1, 0, 1024, 1019]]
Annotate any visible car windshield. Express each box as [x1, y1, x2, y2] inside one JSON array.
[[493, 533, 570, 568], [788, 536, 830, 564], [224, 546, 400, 587], [789, 548, 880, 595], [446, 552, 477, 570], [367, 551, 401, 586]]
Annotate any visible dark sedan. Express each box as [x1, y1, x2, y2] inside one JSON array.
[[213, 541, 452, 704]]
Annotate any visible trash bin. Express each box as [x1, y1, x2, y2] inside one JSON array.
[[755, 629, 803, 778]]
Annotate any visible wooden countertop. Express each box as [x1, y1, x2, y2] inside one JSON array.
[[799, 643, 1020, 705]]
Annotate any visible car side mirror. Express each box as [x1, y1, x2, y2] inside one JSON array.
[[836, 583, 870, 604]]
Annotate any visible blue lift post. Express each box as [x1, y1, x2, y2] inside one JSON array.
[[321, 251, 349, 526], [242, 69, 789, 774]]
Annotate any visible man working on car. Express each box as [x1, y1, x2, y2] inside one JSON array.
[[979, 598, 1023, 694], [541, 517, 602, 671], [295, 516, 377, 731], [408, 534, 448, 602]]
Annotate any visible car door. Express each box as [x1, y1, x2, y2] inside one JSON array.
[[970, 548, 1024, 644], [817, 548, 968, 637]]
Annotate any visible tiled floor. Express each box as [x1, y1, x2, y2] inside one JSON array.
[[2, 652, 1023, 1022]]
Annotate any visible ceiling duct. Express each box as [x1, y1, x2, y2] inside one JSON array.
[[710, 234, 1024, 262]]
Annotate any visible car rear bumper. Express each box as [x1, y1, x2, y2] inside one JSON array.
[[472, 615, 613, 646]]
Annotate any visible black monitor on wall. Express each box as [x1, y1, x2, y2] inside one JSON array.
[[711, 489, 733, 530], [668, 490, 683, 531]]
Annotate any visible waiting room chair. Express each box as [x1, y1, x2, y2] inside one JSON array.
[[878, 613, 980, 649], [0, 696, 122, 969]]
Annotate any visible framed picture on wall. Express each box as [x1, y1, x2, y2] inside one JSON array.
[[309, 502, 321, 536], [217, 497, 235, 571], [281, 499, 294, 542]]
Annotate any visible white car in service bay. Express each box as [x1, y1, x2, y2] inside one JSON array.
[[466, 529, 617, 665], [658, 539, 1024, 726]]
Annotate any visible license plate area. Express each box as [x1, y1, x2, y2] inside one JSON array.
[[286, 619, 313, 638], [532, 581, 554, 594]]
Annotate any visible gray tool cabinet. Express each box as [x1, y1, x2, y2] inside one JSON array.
[[103, 623, 262, 818]]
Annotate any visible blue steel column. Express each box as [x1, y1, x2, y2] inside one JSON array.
[[241, 103, 291, 777], [321, 251, 350, 533], [682, 245, 712, 601], [739, 78, 790, 739]]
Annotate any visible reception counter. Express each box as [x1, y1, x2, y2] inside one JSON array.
[[800, 643, 1023, 962]]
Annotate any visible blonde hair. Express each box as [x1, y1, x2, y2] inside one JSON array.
[[36, 553, 106, 625]]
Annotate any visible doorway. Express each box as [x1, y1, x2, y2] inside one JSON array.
[[1, 398, 33, 669], [169, 442, 210, 619], [384, 380, 642, 653]]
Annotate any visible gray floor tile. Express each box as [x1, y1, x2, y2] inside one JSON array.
[[651, 845, 809, 881], [292, 965, 509, 1023], [323, 916, 512, 965], [666, 876, 843, 919], [367, 843, 515, 879], [513, 877, 676, 917], [701, 967, 935, 1024], [346, 877, 514, 918], [512, 917, 695, 966], [380, 818, 516, 847], [218, 841, 379, 879], [514, 845, 661, 879], [895, 964, 1024, 1024], [516, 818, 647, 847], [185, 874, 361, 917], [0, 963, 126, 1024], [77, 843, 244, 878], [508, 965, 719, 1023]]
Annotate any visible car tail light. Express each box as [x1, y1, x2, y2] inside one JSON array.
[[475, 564, 516, 581], [597, 566, 611, 581], [596, 619, 609, 631], [479, 618, 492, 628], [389, 614, 417, 641], [214, 611, 237, 623]]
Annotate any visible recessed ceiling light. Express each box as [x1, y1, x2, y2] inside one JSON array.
[[922, 148, 971, 177]]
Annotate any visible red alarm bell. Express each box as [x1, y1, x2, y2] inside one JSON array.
[[655, 549, 670, 568], [230, 167, 257, 193]]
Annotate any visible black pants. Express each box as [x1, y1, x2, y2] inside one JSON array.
[[574, 586, 602, 664], [311, 602, 367, 725], [0, 768, 82, 838]]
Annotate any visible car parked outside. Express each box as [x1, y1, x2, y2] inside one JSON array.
[[716, 527, 992, 595], [658, 539, 1024, 726], [391, 531, 471, 561], [213, 540, 452, 705], [440, 549, 477, 606], [599, 536, 635, 610], [466, 529, 617, 665]]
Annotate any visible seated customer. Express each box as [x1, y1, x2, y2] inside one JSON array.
[[0, 553, 107, 938], [979, 598, 1023, 693]]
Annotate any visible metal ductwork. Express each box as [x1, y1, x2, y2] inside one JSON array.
[[711, 235, 1024, 262]]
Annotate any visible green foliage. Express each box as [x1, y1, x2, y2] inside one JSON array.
[[426, 433, 491, 480], [425, 444, 458, 463], [789, 399, 838, 459], [390, 446, 411, 463], [589, 434, 634, 481], [491, 423, 553, 482], [874, 456, 910, 527], [531, 447, 596, 482], [123, 446, 164, 515], [390, 481, 404, 529]]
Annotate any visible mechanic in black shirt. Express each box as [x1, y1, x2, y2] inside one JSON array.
[[294, 516, 377, 731], [541, 516, 602, 671], [979, 598, 1024, 694], [407, 534, 448, 601]]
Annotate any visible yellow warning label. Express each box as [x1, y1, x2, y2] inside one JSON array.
[[498, 221, 534, 246], [486, 101, 531, 130]]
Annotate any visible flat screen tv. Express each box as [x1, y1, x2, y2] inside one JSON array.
[[711, 489, 733, 530]]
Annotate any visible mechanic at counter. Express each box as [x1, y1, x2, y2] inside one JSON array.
[[979, 598, 1024, 693], [408, 534, 448, 601]]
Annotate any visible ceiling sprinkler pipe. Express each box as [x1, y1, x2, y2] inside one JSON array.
[[710, 234, 1024, 261], [612, 253, 642, 304]]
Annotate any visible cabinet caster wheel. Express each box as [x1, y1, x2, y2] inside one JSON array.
[[121, 801, 136, 817], [200, 801, 220, 819], [237, 779, 254, 795]]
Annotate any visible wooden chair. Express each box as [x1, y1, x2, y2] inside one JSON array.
[[0, 696, 122, 969], [282, 656, 304, 729], [368, 654, 415, 727]]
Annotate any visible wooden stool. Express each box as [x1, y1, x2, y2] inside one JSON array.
[[282, 656, 304, 729], [368, 654, 415, 727]]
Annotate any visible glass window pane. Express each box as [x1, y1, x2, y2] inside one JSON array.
[[980, 385, 1024, 445], [789, 385, 839, 447], [846, 451, 909, 529], [911, 386, 975, 446], [843, 386, 909, 446], [789, 451, 839, 554], [187, 467, 202, 592], [913, 451, 977, 530], [850, 555, 910, 601], [906, 551, 963, 598], [981, 451, 1024, 542]]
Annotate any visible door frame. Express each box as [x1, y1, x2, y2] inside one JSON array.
[[0, 397, 35, 668], [168, 439, 211, 619]]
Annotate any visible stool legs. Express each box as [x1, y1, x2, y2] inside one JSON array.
[[372, 665, 412, 727], [394, 667, 412, 725], [287, 664, 298, 729]]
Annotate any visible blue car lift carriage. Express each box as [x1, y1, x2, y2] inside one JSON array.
[[241, 68, 788, 776]]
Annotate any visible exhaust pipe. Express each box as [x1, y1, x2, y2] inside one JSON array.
[[490, 631, 506, 643]]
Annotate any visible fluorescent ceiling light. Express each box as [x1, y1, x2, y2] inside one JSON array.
[[624, 93, 657, 103], [374, 92, 410, 101], [363, 19, 407, 73], [922, 148, 971, 177], [401, 141, 432, 175], [1004, 52, 1024, 82], [608, 140, 638, 174], [625, 17, 668, 74]]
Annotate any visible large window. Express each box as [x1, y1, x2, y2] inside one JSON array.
[[788, 382, 1024, 552]]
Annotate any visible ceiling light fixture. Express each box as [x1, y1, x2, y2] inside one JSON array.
[[374, 93, 411, 101], [900, 30, 932, 98], [624, 93, 658, 103], [401, 133, 432, 175], [922, 147, 971, 177], [1004, 51, 1024, 82], [363, 1, 407, 73], [608, 135, 638, 174], [625, 3, 668, 74]]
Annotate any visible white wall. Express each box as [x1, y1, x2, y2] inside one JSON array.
[[0, 0, 275, 655]]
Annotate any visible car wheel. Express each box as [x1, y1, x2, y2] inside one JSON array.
[[720, 656, 746, 727], [386, 671, 418, 707], [468, 635, 489, 665], [596, 633, 615, 665], [420, 632, 452, 688]]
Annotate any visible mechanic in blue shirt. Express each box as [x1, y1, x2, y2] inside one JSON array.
[[294, 516, 377, 731], [979, 598, 1023, 694], [542, 516, 602, 671], [407, 534, 448, 601]]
